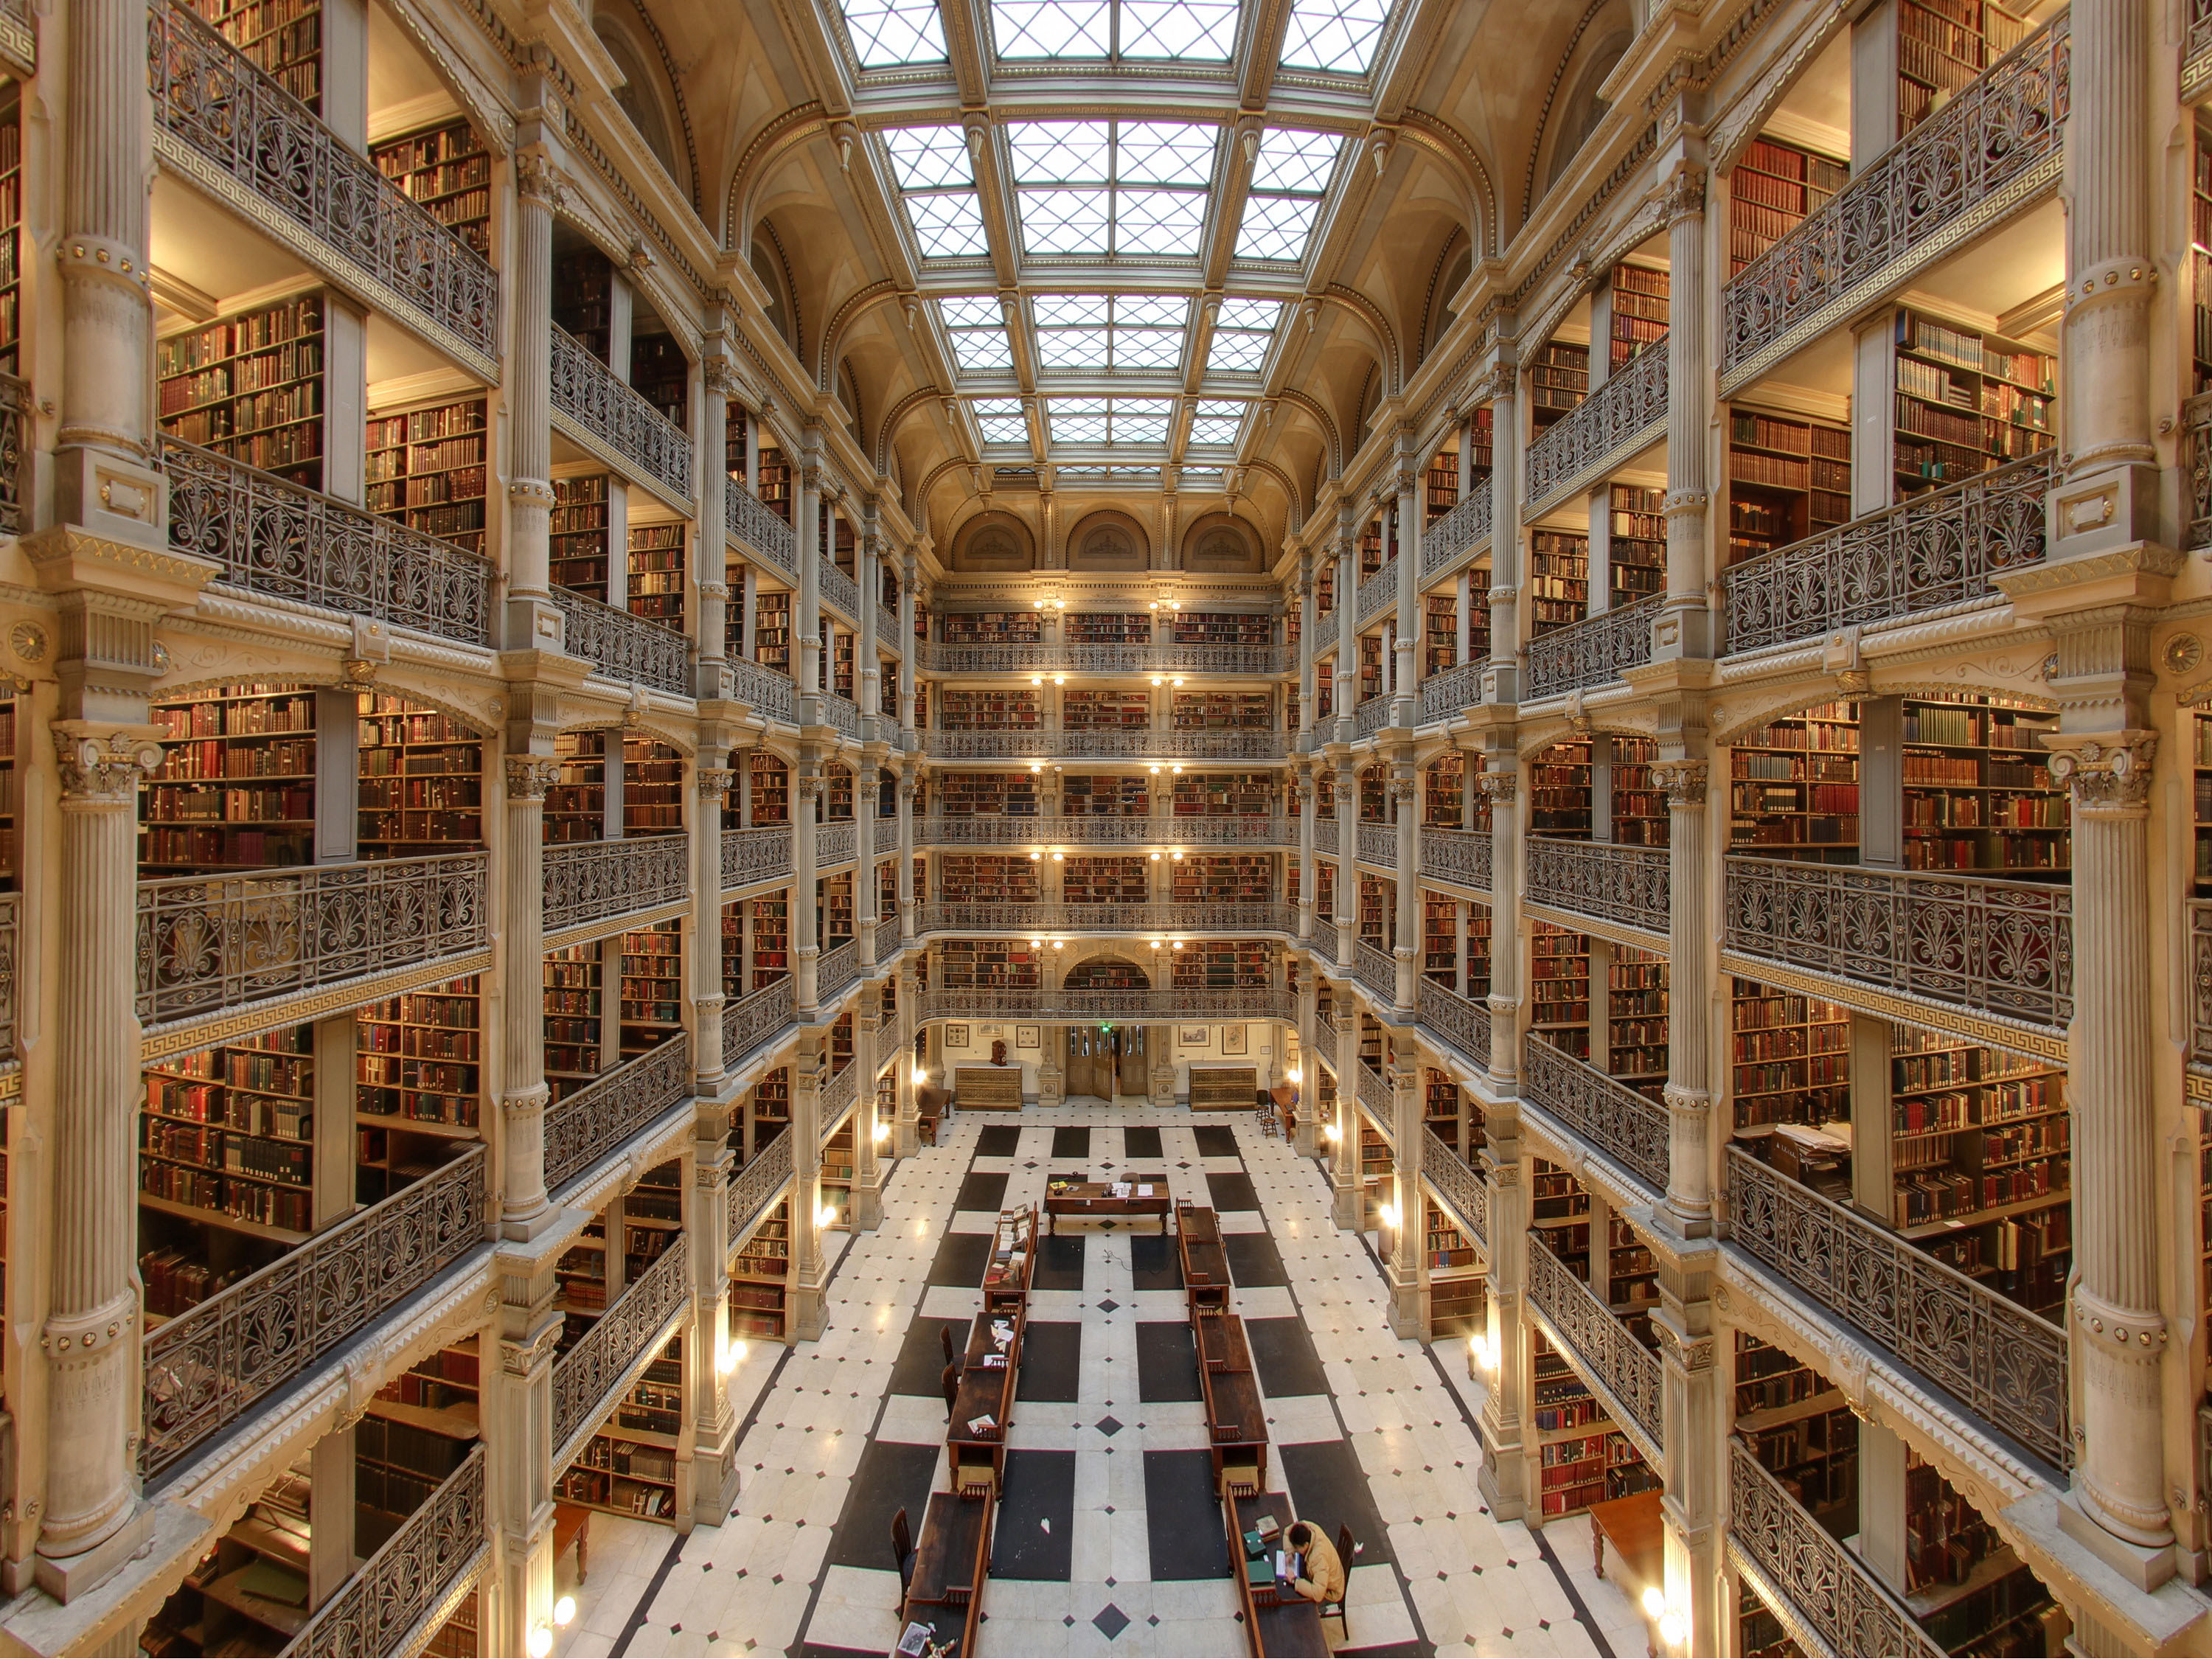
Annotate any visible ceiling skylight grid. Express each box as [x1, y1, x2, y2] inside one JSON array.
[[1234, 129, 1343, 262], [1008, 120, 1219, 260], [1278, 0, 1393, 73], [838, 0, 949, 66], [1186, 399, 1248, 446], [937, 296, 1016, 372], [970, 397, 1032, 445], [1032, 293, 1189, 372], [1206, 297, 1284, 372], [1048, 397, 1175, 446], [987, 0, 1240, 61], [885, 128, 990, 260]]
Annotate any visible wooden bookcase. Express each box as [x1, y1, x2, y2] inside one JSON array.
[[367, 397, 490, 555], [1172, 940, 1272, 989], [940, 690, 1041, 730], [1528, 531, 1589, 635], [1530, 923, 1590, 1060], [357, 1348, 479, 1553], [623, 735, 684, 834], [1170, 855, 1274, 905], [1064, 856, 1147, 905], [1606, 1212, 1658, 1315], [141, 1026, 316, 1244], [158, 293, 327, 487], [369, 119, 492, 257], [1896, 0, 2029, 138], [552, 249, 612, 362], [1730, 136, 1847, 277], [1731, 978, 1849, 1131], [1172, 692, 1271, 731], [1607, 484, 1666, 605], [191, 0, 322, 105], [1609, 734, 1666, 846], [1528, 740, 1592, 837], [139, 1466, 315, 1655], [936, 772, 1040, 816], [754, 588, 793, 672], [557, 1332, 685, 1522], [1065, 690, 1151, 730], [2197, 133, 2212, 393], [549, 473, 610, 597], [934, 939, 1041, 990], [936, 855, 1040, 904], [544, 729, 607, 844], [1067, 612, 1150, 644], [818, 872, 855, 949], [1609, 264, 1667, 373], [1189, 1067, 1256, 1110], [820, 1121, 855, 1225], [619, 922, 683, 1060], [941, 611, 1043, 644], [750, 894, 790, 984], [731, 1194, 791, 1339], [1422, 894, 1458, 984], [1728, 702, 1860, 860], [0, 94, 21, 375], [2197, 714, 2212, 896], [1065, 774, 1149, 816], [1902, 1450, 2060, 1651], [630, 333, 689, 429], [748, 751, 790, 824], [1734, 1332, 1856, 1529], [1893, 308, 2053, 502], [543, 945, 604, 1102], [1358, 1117, 1390, 1231], [1607, 946, 1668, 1099], [1171, 773, 1270, 816], [1728, 407, 1851, 566], [142, 684, 316, 873], [751, 1065, 791, 1136], [756, 445, 791, 521], [1901, 695, 2067, 874], [1174, 613, 1271, 646], [1531, 1158, 1590, 1273], [358, 975, 481, 1135], [1526, 340, 1588, 434], [357, 693, 482, 857]]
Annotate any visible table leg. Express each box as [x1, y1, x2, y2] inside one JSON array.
[[1591, 1514, 1604, 1579]]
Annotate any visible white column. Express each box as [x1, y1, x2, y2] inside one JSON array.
[[506, 159, 560, 642], [1394, 473, 1421, 723], [1391, 765, 1418, 1013], [698, 361, 734, 698], [897, 771, 918, 942], [1484, 364, 1521, 704], [500, 757, 558, 1237], [1660, 161, 1710, 658], [1655, 759, 1711, 1234], [795, 765, 821, 1012], [693, 762, 732, 1089]]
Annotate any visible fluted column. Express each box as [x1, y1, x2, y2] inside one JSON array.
[[1333, 759, 1357, 974], [1297, 566, 1317, 740], [855, 768, 878, 970], [1478, 765, 1520, 1097], [898, 563, 919, 737], [1475, 1107, 1528, 1520], [692, 762, 732, 1088], [1334, 515, 1357, 739], [506, 159, 560, 636], [858, 522, 882, 726], [795, 765, 821, 1013], [1394, 473, 1421, 723], [688, 1108, 741, 1523], [1294, 972, 1319, 1157], [851, 987, 883, 1230], [897, 772, 918, 942], [1654, 759, 1711, 1234], [1385, 1058, 1422, 1336], [798, 453, 823, 700], [1294, 762, 1315, 942], [895, 959, 922, 1156], [1332, 1015, 1360, 1230], [2064, 0, 2154, 479], [790, 1035, 826, 1339], [1391, 765, 1418, 1014], [698, 360, 737, 697], [1660, 163, 1710, 655], [500, 757, 559, 1237], [1484, 363, 1520, 704]]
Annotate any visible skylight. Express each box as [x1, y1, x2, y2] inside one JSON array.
[[839, 0, 949, 66], [970, 397, 1031, 445], [1279, 0, 1391, 73], [988, 0, 1239, 60], [1009, 121, 1218, 259], [1186, 399, 1248, 446], [885, 128, 988, 260], [1032, 293, 1189, 372], [1048, 397, 1176, 445], [1056, 466, 1157, 482], [938, 296, 1015, 372], [1235, 129, 1341, 261], [1206, 297, 1284, 372], [1178, 465, 1225, 484]]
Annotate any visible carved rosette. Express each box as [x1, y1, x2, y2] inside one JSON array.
[[55, 730, 164, 804], [2044, 732, 2156, 810], [1649, 759, 1708, 808], [505, 757, 562, 800], [1475, 769, 1517, 804]]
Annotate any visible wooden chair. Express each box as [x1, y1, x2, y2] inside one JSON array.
[[940, 1324, 957, 1366], [890, 1506, 915, 1594], [953, 1444, 997, 1500], [942, 1362, 961, 1416], [1219, 1447, 1262, 1499], [1316, 1524, 1357, 1646]]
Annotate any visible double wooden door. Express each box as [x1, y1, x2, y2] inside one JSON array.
[[1063, 1024, 1150, 1100]]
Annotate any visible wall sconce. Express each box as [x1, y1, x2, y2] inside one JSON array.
[[1050, 939, 1065, 948], [1169, 939, 1184, 950], [873, 1120, 891, 1144], [1150, 851, 1163, 862], [1029, 851, 1043, 860], [1051, 851, 1065, 860], [1030, 675, 1043, 686], [1029, 762, 1043, 773], [1150, 939, 1164, 948], [912, 1066, 928, 1085], [1052, 675, 1066, 685], [1150, 675, 1165, 686], [1029, 938, 1044, 948]]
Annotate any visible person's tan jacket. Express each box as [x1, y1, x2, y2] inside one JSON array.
[[1292, 1531, 1346, 1607]]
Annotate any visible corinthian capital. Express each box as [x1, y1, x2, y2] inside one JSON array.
[[1474, 768, 1517, 804], [1649, 759, 1708, 807], [697, 767, 737, 799], [515, 152, 568, 209], [703, 357, 744, 399], [505, 756, 562, 800], [1662, 165, 1706, 225], [54, 726, 163, 802], [2044, 731, 2157, 808]]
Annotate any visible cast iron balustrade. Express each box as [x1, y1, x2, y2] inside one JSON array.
[[142, 1144, 487, 1476], [724, 977, 795, 1065], [1422, 490, 1492, 575], [822, 1058, 859, 1130], [728, 484, 796, 574], [1726, 1145, 2070, 1469], [552, 585, 691, 696], [543, 834, 689, 933], [1312, 917, 1340, 961], [924, 730, 1285, 760], [879, 606, 901, 653], [165, 438, 495, 647], [544, 1033, 692, 1192], [1719, 12, 2068, 391], [1357, 824, 1397, 867], [723, 825, 793, 888], [821, 563, 861, 622], [552, 1233, 692, 1459], [914, 902, 1295, 933], [281, 1446, 487, 1658], [1357, 939, 1397, 1004], [1417, 978, 1491, 1068], [1524, 594, 1663, 702], [137, 852, 489, 1033], [1352, 696, 1393, 739], [1315, 1010, 1339, 1054], [919, 816, 1294, 847], [1525, 337, 1668, 512], [1527, 1233, 1664, 1453], [146, 0, 498, 367], [0, 893, 18, 1059], [728, 656, 796, 723], [917, 641, 1293, 675], [818, 938, 859, 1001], [2186, 392, 2212, 552], [808, 692, 863, 740], [1421, 1128, 1488, 1253], [1355, 1064, 1394, 1151], [549, 324, 692, 502], [1723, 856, 2071, 1031], [1420, 827, 1492, 892], [1356, 559, 1397, 625], [1314, 818, 1338, 856], [1525, 836, 1669, 933], [1722, 452, 2051, 654], [919, 987, 1295, 1022], [2190, 0, 2212, 101], [2193, 903, 2212, 1070], [816, 821, 858, 867], [1523, 1034, 1669, 1192], [1727, 1439, 1944, 1659], [1419, 660, 1484, 724], [0, 373, 21, 535], [728, 1127, 793, 1244]]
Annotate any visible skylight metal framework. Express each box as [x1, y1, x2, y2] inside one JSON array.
[[1278, 0, 1393, 73], [938, 296, 1016, 371], [1031, 293, 1189, 372], [1047, 397, 1175, 447], [969, 397, 1031, 445], [988, 0, 1242, 60], [1236, 129, 1343, 262], [1186, 398, 1248, 447], [884, 128, 990, 260], [1205, 298, 1284, 374], [1007, 121, 1219, 260], [839, 0, 948, 65]]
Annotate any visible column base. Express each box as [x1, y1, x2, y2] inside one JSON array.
[[1475, 1444, 1526, 1523], [2057, 1486, 2177, 1593], [895, 1117, 919, 1158], [791, 1278, 826, 1340], [35, 1500, 156, 1604], [1385, 1265, 1422, 1339], [690, 1425, 744, 1527], [850, 1176, 884, 1231], [1332, 1178, 1361, 1231]]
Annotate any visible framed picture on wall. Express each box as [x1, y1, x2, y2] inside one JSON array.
[[1016, 1024, 1041, 1049], [945, 1023, 970, 1048], [1179, 1026, 1208, 1046], [1222, 1025, 1247, 1056]]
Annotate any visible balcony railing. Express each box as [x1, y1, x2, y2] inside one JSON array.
[[724, 977, 794, 1064], [1524, 594, 1662, 702], [552, 1233, 692, 1459], [807, 691, 863, 740], [728, 656, 796, 723], [1421, 827, 1492, 892], [142, 1145, 487, 1476], [923, 729, 1285, 760], [1527, 1234, 1663, 1453], [2189, 0, 2212, 102], [1419, 660, 1484, 724], [1417, 978, 1491, 1068], [2193, 902, 2212, 1068], [728, 484, 796, 574], [917, 641, 1294, 675], [1351, 696, 1393, 739], [914, 902, 1297, 934], [1723, 857, 2071, 1031], [543, 835, 690, 934], [147, 0, 498, 368], [2185, 393, 2212, 552], [723, 824, 793, 888], [0, 892, 19, 1059], [549, 324, 692, 503], [1722, 452, 2051, 655], [816, 821, 858, 867], [822, 1057, 860, 1133], [136, 852, 489, 1034], [546, 1033, 692, 1193], [1526, 836, 1669, 933], [1422, 490, 1492, 575], [1728, 1439, 1943, 1659], [1315, 1009, 1339, 1054], [282, 1446, 487, 1658], [1421, 1127, 1488, 1253], [1356, 939, 1397, 1004], [1356, 559, 1397, 626], [1525, 338, 1668, 512], [919, 987, 1296, 1022], [1312, 916, 1339, 962], [820, 563, 862, 624], [1727, 1146, 2069, 1469], [1314, 818, 1338, 856], [1355, 1063, 1393, 1142], [1523, 1034, 1669, 1192], [818, 938, 859, 1002], [878, 606, 901, 653], [1356, 823, 1396, 867], [0, 372, 23, 535], [1719, 11, 2068, 392], [728, 1126, 793, 1245], [165, 438, 495, 647], [551, 585, 691, 696], [919, 815, 1295, 847]]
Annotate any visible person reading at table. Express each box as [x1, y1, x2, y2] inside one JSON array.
[[1282, 1522, 1343, 1607]]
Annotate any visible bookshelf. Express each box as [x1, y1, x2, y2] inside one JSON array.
[[358, 1347, 480, 1553], [552, 248, 612, 362], [1607, 946, 1668, 1099], [1729, 136, 1847, 278], [630, 333, 689, 429], [1605, 1212, 1658, 1315], [1172, 773, 1270, 816], [549, 474, 610, 597], [1526, 340, 1588, 434], [1425, 756, 1464, 828], [1355, 872, 1391, 950], [1734, 1332, 1856, 1529], [1465, 904, 1493, 1004], [748, 752, 790, 824], [357, 693, 483, 857], [1425, 1195, 1485, 1340], [1172, 940, 1273, 989], [544, 946, 605, 1102], [367, 397, 490, 556], [936, 939, 1041, 990], [937, 855, 1040, 905], [0, 96, 20, 375], [820, 1121, 855, 1225], [2198, 714, 2212, 895], [750, 894, 790, 984], [369, 119, 492, 257], [1172, 692, 1271, 731], [1901, 695, 2067, 874], [1530, 924, 1590, 1060], [557, 1332, 685, 1522], [731, 1195, 791, 1339], [141, 1026, 316, 1244], [823, 765, 855, 823], [1896, 0, 2029, 139], [832, 623, 855, 699], [187, 0, 324, 101], [1422, 894, 1458, 985], [358, 975, 481, 1134], [142, 684, 316, 873], [1357, 513, 1385, 579], [158, 293, 327, 487], [1357, 633, 1382, 704], [940, 690, 1041, 730], [0, 691, 13, 888], [1608, 734, 1666, 846], [619, 922, 683, 1060], [1062, 773, 1147, 817], [1893, 307, 2054, 502], [1425, 591, 1457, 678], [1739, 1576, 1804, 1659], [756, 445, 791, 520], [1728, 408, 1851, 566], [1528, 740, 1591, 836], [1902, 1450, 2061, 1653], [1425, 447, 1458, 523], [624, 736, 685, 835], [1065, 856, 1147, 906], [1609, 264, 1667, 373], [1607, 484, 1667, 605], [1065, 689, 1151, 730], [1534, 1338, 1658, 1517], [754, 587, 793, 673], [941, 612, 1043, 644], [1531, 1158, 1590, 1274], [818, 872, 855, 949], [1528, 531, 1589, 635], [1731, 978, 1850, 1131], [139, 1465, 316, 1655], [1171, 855, 1275, 905], [937, 772, 1040, 817], [555, 1221, 607, 1315], [2197, 132, 2212, 393], [545, 729, 608, 844], [1173, 613, 1271, 646], [1728, 702, 1860, 860], [1067, 612, 1150, 645], [1359, 1118, 1390, 1231], [751, 1065, 791, 1136]]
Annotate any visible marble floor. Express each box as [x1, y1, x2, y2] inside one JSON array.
[[553, 1104, 1649, 1659]]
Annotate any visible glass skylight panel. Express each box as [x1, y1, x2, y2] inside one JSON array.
[[906, 194, 992, 258], [1020, 189, 1112, 255], [987, 0, 1237, 62], [1234, 130, 1341, 261], [1179, 466, 1225, 485], [1031, 294, 1189, 372], [937, 296, 1015, 372], [992, 0, 1111, 55], [1011, 121, 1217, 260], [1120, 0, 1239, 58], [841, 0, 949, 66], [1047, 397, 1175, 445], [1279, 0, 1391, 73], [1187, 400, 1247, 445], [970, 399, 1031, 445], [886, 128, 989, 259], [1051, 400, 1113, 444]]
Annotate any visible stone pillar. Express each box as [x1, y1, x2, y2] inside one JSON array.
[[1334, 515, 1358, 740], [899, 562, 919, 738], [1653, 759, 1711, 1235], [851, 987, 883, 1230], [1334, 760, 1357, 973], [485, 1265, 560, 1659], [1332, 1014, 1360, 1230], [795, 764, 821, 1013], [1659, 160, 1710, 658], [1478, 764, 1520, 1097], [506, 159, 561, 644], [1475, 1102, 1528, 1520], [1297, 566, 1318, 740], [1295, 763, 1316, 942], [895, 959, 922, 1155], [1385, 1057, 1422, 1336], [689, 1099, 742, 1523], [1391, 765, 1418, 1014], [693, 761, 733, 1089], [698, 360, 736, 698], [897, 772, 919, 942], [500, 756, 560, 1238], [1654, 1254, 1723, 1654], [789, 1036, 826, 1338], [855, 761, 878, 970], [1294, 972, 1320, 1157], [1394, 472, 1421, 723], [1483, 363, 1521, 705], [798, 456, 824, 702]]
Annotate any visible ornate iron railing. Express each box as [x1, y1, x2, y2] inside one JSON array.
[[1312, 916, 1340, 961], [917, 641, 1294, 675], [2186, 392, 2212, 553], [1356, 939, 1397, 1004], [878, 605, 902, 652], [1355, 558, 1397, 625], [2189, 0, 2212, 103], [1723, 856, 2071, 1030], [728, 1127, 792, 1244], [552, 585, 690, 695], [1314, 818, 1338, 856], [818, 938, 859, 1001], [0, 374, 21, 536], [821, 563, 861, 622], [1523, 1034, 1669, 1192], [1422, 490, 1491, 574], [816, 821, 858, 867], [728, 656, 796, 722], [1419, 660, 1484, 723], [281, 1446, 487, 1657], [1727, 1146, 2069, 1468], [1719, 12, 2068, 389], [1527, 1234, 1663, 1453], [545, 1033, 692, 1193], [723, 824, 792, 888], [136, 852, 489, 1031], [924, 729, 1286, 760], [1357, 823, 1397, 868], [1525, 338, 1668, 510], [1524, 594, 1662, 702], [1728, 1439, 1943, 1659], [728, 483, 796, 573], [142, 1145, 486, 1476], [0, 892, 18, 1058], [165, 437, 496, 646], [1315, 1010, 1339, 1054], [723, 976, 794, 1063], [543, 834, 690, 933], [919, 987, 1296, 1021], [919, 815, 1295, 847], [810, 692, 863, 740], [1351, 696, 1393, 739], [1526, 836, 1669, 933], [1722, 452, 2051, 654], [1422, 1127, 1488, 1253], [822, 1058, 859, 1133], [549, 324, 692, 501], [914, 901, 1296, 933], [552, 1234, 692, 1458], [2193, 902, 2212, 1068], [146, 0, 498, 366], [1418, 978, 1491, 1068], [1421, 827, 1492, 892], [1354, 1063, 1394, 1149]]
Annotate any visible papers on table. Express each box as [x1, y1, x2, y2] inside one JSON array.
[[966, 1413, 997, 1436], [1136, 1183, 1154, 1197]]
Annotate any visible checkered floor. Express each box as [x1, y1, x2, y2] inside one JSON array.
[[554, 1105, 1648, 1658]]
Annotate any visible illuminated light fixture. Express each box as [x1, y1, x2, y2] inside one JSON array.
[[1171, 850, 1184, 860], [1150, 675, 1165, 686], [1051, 850, 1065, 860], [1051, 938, 1065, 948], [1029, 762, 1043, 773], [1029, 850, 1043, 860], [1148, 765, 1163, 775], [1033, 599, 1046, 608], [1641, 1589, 1666, 1621], [1286, 1067, 1301, 1084], [1053, 675, 1067, 685], [1658, 1613, 1687, 1648], [1147, 600, 1160, 610], [1171, 676, 1185, 686], [1169, 939, 1184, 949], [529, 1628, 554, 1659], [874, 1119, 892, 1142], [1150, 851, 1162, 861], [1030, 938, 1044, 948], [1377, 1201, 1399, 1230], [912, 1066, 928, 1085], [818, 1203, 841, 1228], [1468, 1333, 1496, 1372], [1171, 764, 1183, 774], [1054, 599, 1068, 609], [1150, 938, 1164, 948], [1321, 1122, 1340, 1142], [1030, 675, 1043, 685], [554, 1598, 578, 1630]]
